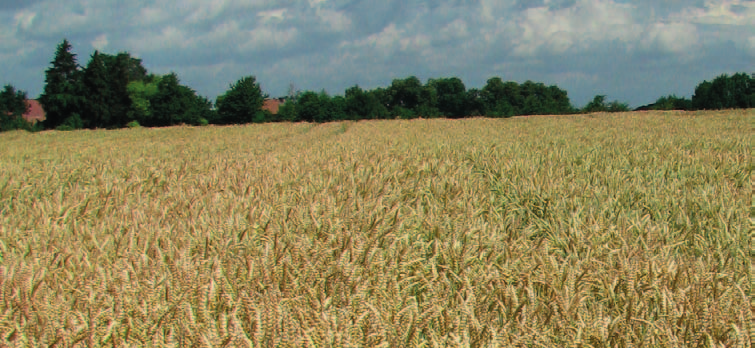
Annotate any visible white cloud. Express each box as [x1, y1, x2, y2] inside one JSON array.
[[128, 25, 189, 52], [239, 26, 299, 52], [508, 0, 640, 56], [316, 8, 351, 32], [478, 0, 516, 23], [676, 0, 755, 26], [15, 3, 99, 37], [1, 0, 753, 107], [438, 19, 468, 41], [641, 21, 699, 53], [258, 9, 287, 22], [186, 0, 230, 24], [137, 6, 169, 26], [308, 0, 327, 7], [348, 23, 404, 55], [398, 30, 431, 52], [13, 10, 36, 30], [91, 34, 108, 51]]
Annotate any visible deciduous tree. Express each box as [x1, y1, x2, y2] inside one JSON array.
[[216, 76, 267, 124], [345, 85, 389, 120], [428, 77, 467, 118], [0, 84, 32, 131], [149, 73, 209, 126]]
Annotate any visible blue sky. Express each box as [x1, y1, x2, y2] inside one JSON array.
[[1, 0, 753, 108]]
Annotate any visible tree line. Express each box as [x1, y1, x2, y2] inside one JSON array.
[[636, 72, 755, 111], [1, 39, 753, 132], [273, 76, 579, 123]]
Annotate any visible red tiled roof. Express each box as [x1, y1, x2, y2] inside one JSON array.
[[262, 98, 284, 114], [23, 100, 45, 123]]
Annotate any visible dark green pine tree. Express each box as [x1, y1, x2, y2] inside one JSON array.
[[82, 51, 112, 128], [39, 39, 85, 129]]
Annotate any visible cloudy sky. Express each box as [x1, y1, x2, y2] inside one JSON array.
[[1, 0, 753, 108]]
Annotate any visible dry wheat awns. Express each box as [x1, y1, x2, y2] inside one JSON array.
[[0, 110, 751, 347]]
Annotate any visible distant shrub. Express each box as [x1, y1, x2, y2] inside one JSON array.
[[126, 120, 141, 128], [56, 114, 84, 131], [582, 95, 630, 113], [652, 95, 693, 110]]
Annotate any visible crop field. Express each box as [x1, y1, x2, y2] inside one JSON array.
[[0, 110, 752, 347]]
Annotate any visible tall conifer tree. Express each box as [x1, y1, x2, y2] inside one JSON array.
[[82, 51, 112, 128], [40, 39, 84, 129]]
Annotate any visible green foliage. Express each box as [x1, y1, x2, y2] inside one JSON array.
[[148, 73, 210, 126], [194, 96, 216, 125], [295, 91, 318, 122], [81, 51, 112, 128], [289, 90, 349, 123], [276, 76, 576, 123], [40, 39, 86, 130], [465, 88, 485, 116], [126, 75, 161, 124], [387, 76, 425, 117], [582, 95, 629, 113], [649, 95, 693, 111], [0, 85, 35, 132], [606, 100, 630, 112], [329, 95, 348, 121], [0, 85, 28, 117], [56, 113, 84, 131], [128, 73, 212, 127], [277, 99, 299, 122], [481, 78, 573, 117], [520, 81, 574, 115], [693, 73, 754, 110], [100, 53, 148, 83], [97, 52, 144, 127], [428, 77, 467, 118], [482, 78, 518, 117], [215, 76, 267, 124], [344, 86, 390, 120], [36, 37, 753, 128], [297, 91, 333, 123], [126, 120, 141, 128], [48, 46, 150, 129], [394, 106, 416, 120]]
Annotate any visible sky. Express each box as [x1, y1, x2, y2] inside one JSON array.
[[1, 0, 753, 108]]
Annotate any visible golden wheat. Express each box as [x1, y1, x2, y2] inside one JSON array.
[[0, 110, 751, 347]]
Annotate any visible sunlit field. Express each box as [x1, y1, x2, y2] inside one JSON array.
[[0, 110, 752, 347]]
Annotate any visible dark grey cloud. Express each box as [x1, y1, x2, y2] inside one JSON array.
[[629, 0, 708, 17], [0, 0, 44, 11], [514, 0, 577, 11]]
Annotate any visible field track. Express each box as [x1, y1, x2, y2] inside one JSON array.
[[0, 110, 752, 347]]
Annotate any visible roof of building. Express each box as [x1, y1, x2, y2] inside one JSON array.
[[23, 100, 45, 123], [262, 98, 285, 115]]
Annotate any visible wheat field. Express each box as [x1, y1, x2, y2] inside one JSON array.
[[0, 110, 752, 347]]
